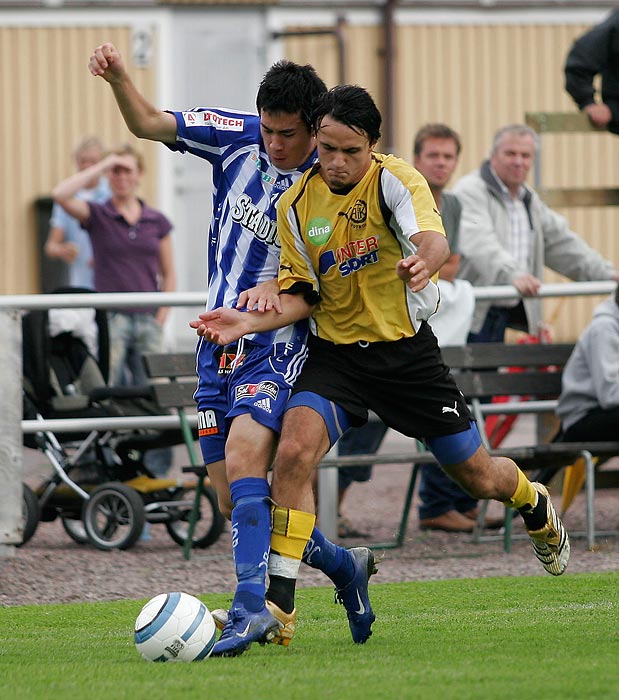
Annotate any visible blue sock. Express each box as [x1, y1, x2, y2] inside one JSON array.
[[229, 477, 271, 613], [302, 526, 354, 588]]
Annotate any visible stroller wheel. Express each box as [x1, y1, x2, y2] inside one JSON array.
[[82, 482, 145, 551], [17, 483, 40, 547], [61, 517, 89, 545], [165, 482, 226, 549]]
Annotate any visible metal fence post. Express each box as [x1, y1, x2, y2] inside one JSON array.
[[0, 309, 23, 554], [317, 444, 338, 542]]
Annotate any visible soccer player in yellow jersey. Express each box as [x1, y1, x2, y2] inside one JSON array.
[[192, 85, 570, 651]]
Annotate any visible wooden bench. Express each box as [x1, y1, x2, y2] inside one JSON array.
[[142, 352, 225, 561], [143, 346, 619, 555], [451, 343, 619, 551], [318, 342, 619, 551]]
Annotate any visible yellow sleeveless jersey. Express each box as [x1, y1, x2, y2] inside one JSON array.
[[277, 152, 445, 344]]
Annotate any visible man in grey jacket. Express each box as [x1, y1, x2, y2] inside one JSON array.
[[556, 284, 619, 441], [453, 123, 617, 342]]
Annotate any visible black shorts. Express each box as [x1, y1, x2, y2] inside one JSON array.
[[291, 322, 472, 440]]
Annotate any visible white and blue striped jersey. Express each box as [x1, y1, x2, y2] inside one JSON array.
[[168, 107, 315, 346]]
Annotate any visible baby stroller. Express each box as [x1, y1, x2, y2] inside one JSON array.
[[21, 289, 225, 551]]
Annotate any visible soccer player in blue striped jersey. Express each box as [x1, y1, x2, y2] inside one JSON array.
[[89, 44, 377, 656]]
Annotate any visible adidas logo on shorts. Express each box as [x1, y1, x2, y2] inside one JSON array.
[[253, 398, 272, 413]]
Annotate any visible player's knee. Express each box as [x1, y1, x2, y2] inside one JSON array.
[[273, 434, 317, 482], [225, 440, 270, 482]]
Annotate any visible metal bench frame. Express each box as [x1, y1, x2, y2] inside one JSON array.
[[319, 343, 619, 551]]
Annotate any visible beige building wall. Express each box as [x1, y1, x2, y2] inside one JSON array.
[[0, 24, 158, 295], [286, 20, 619, 342], [4, 16, 617, 342]]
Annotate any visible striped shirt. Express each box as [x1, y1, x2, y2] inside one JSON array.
[[168, 107, 313, 345], [490, 166, 532, 307]]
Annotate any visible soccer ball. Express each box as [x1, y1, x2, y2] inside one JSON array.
[[134, 592, 216, 662]]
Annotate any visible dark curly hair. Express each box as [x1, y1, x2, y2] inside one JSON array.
[[311, 85, 382, 144]]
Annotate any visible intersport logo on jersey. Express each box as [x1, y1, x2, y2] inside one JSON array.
[[182, 111, 244, 131], [318, 236, 379, 277]]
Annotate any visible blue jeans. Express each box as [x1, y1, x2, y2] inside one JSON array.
[[417, 463, 477, 520], [108, 311, 171, 476], [108, 312, 163, 386], [467, 306, 511, 344]]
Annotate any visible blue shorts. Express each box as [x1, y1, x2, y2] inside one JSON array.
[[195, 337, 308, 465], [426, 420, 482, 466]]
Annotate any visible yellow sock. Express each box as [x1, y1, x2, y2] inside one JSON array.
[[271, 506, 316, 560], [502, 463, 538, 510]]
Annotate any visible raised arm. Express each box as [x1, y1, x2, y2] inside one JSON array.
[[52, 153, 127, 223], [88, 43, 177, 143], [52, 154, 110, 223]]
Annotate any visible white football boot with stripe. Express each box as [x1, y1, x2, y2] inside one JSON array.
[[526, 482, 570, 576]]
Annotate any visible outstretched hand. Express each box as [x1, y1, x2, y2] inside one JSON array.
[[189, 308, 249, 346], [396, 254, 431, 292], [88, 43, 127, 83]]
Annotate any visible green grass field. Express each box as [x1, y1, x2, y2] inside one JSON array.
[[2, 572, 617, 700]]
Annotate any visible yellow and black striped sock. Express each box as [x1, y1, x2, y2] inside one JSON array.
[[502, 463, 547, 530]]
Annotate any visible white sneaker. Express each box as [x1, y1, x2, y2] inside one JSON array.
[[526, 483, 570, 576]]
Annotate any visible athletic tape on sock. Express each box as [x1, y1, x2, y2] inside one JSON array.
[[271, 506, 316, 560]]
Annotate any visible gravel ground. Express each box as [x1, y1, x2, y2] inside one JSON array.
[[2, 425, 618, 608]]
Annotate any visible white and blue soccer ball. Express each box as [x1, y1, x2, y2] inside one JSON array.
[[134, 592, 216, 662]]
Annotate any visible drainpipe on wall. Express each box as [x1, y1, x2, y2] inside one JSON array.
[[382, 0, 397, 154]]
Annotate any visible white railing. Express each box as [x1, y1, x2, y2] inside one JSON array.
[[0, 279, 614, 313], [1, 280, 616, 552]]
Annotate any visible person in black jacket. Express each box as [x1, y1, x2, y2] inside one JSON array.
[[565, 10, 619, 133]]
